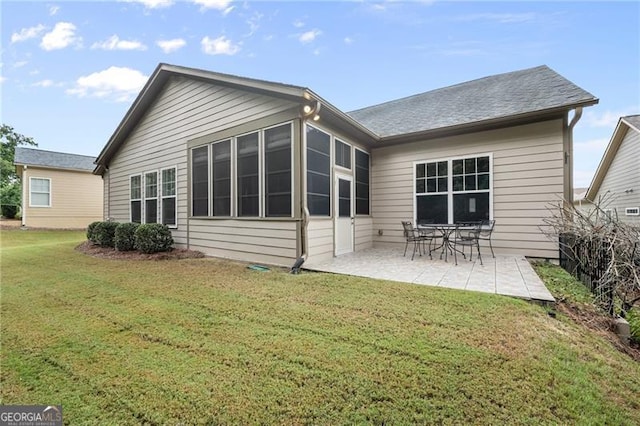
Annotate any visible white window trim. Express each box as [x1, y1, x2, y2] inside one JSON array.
[[29, 177, 51, 208], [129, 174, 142, 223], [625, 207, 639, 216], [354, 147, 371, 217], [160, 166, 178, 228], [413, 153, 493, 224]]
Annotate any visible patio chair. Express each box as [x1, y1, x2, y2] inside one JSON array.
[[452, 223, 482, 266], [478, 219, 496, 258], [401, 221, 432, 261]]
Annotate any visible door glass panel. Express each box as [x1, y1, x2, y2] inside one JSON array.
[[338, 179, 351, 217]]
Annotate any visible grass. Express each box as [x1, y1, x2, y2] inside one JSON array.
[[2, 229, 640, 424]]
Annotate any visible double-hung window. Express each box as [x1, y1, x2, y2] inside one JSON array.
[[29, 177, 51, 207], [161, 167, 176, 226], [130, 175, 142, 223], [416, 154, 491, 224], [144, 171, 158, 224]]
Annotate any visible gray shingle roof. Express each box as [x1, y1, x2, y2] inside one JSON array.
[[348, 65, 598, 138], [623, 114, 640, 130], [14, 147, 96, 171]]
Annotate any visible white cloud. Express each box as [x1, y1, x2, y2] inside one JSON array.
[[293, 19, 305, 28], [50, 5, 60, 15], [245, 11, 263, 36], [11, 24, 47, 43], [583, 109, 637, 128], [574, 137, 609, 153], [40, 22, 81, 51], [201, 36, 240, 55], [344, 37, 354, 45], [299, 29, 321, 44], [123, 0, 173, 9], [91, 35, 147, 51], [66, 66, 148, 102], [192, 0, 234, 14], [13, 61, 28, 68], [0, 76, 6, 84], [33, 79, 54, 88], [157, 38, 186, 53], [574, 169, 597, 188]]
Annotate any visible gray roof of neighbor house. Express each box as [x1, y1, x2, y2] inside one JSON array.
[[14, 147, 96, 172], [348, 65, 598, 139], [624, 114, 640, 131]]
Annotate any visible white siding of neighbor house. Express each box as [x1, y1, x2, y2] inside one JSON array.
[[371, 119, 566, 259], [21, 166, 103, 228], [106, 75, 299, 263], [595, 126, 640, 225]]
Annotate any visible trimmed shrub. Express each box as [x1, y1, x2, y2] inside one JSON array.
[[135, 223, 174, 254], [1, 204, 18, 219], [115, 222, 140, 252], [93, 221, 119, 248], [87, 221, 102, 243]]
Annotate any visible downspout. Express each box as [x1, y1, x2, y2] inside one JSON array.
[[299, 117, 309, 262], [566, 107, 583, 204], [21, 165, 27, 227]]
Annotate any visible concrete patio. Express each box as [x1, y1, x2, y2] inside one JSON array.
[[304, 247, 555, 303]]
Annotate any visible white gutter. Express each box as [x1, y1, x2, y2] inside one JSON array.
[[567, 107, 583, 204], [20, 165, 27, 227]]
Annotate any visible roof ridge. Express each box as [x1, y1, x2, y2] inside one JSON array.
[[16, 146, 96, 159]]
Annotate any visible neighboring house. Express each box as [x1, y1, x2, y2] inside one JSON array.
[[94, 63, 597, 266], [573, 187, 593, 215], [14, 147, 103, 228], [586, 115, 640, 225]]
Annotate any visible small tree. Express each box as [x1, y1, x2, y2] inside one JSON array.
[[1, 124, 37, 187], [0, 183, 21, 218]]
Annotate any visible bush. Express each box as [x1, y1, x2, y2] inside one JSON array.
[[115, 222, 140, 252], [87, 221, 101, 243], [1, 204, 18, 219], [627, 308, 640, 345], [135, 223, 174, 254], [93, 221, 119, 248]]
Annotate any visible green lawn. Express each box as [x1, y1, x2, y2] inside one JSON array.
[[1, 229, 639, 424]]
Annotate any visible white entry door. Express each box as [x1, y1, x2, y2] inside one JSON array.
[[334, 174, 354, 256]]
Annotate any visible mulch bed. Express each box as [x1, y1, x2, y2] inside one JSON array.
[[75, 241, 205, 261]]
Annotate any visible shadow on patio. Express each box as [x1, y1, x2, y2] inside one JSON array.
[[304, 247, 555, 303]]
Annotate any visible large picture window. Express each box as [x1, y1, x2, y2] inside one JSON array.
[[29, 177, 51, 207], [145, 171, 158, 224], [306, 126, 331, 216], [415, 155, 491, 224], [237, 132, 260, 217], [130, 175, 141, 223], [161, 167, 176, 227], [192, 146, 209, 216], [355, 149, 370, 215], [212, 140, 231, 216], [264, 124, 292, 217]]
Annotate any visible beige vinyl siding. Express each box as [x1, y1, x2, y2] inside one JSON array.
[[106, 75, 298, 252], [595, 127, 640, 225], [102, 170, 109, 220], [371, 119, 565, 259], [307, 218, 334, 263], [188, 219, 298, 266], [355, 216, 373, 251], [22, 167, 103, 228]]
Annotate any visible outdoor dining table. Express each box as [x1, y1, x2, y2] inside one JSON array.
[[418, 223, 474, 262]]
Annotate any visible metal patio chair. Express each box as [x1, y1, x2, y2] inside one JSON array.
[[452, 223, 483, 266], [478, 219, 496, 258], [401, 221, 432, 261]]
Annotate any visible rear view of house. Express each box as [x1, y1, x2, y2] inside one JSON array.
[[586, 115, 640, 224], [95, 63, 597, 266], [15, 147, 103, 228]]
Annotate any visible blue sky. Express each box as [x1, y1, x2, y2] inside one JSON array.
[[2, 1, 639, 187]]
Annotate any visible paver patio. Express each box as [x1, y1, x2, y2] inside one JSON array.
[[304, 247, 555, 302]]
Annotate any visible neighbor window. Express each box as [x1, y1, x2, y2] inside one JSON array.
[[625, 207, 639, 216], [29, 177, 51, 207], [415, 155, 491, 224], [335, 139, 351, 169], [144, 171, 158, 224], [264, 123, 292, 217], [237, 132, 260, 217], [130, 175, 141, 223], [212, 140, 231, 216], [161, 167, 176, 227], [355, 149, 370, 215], [306, 125, 331, 216], [192, 146, 209, 217]]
